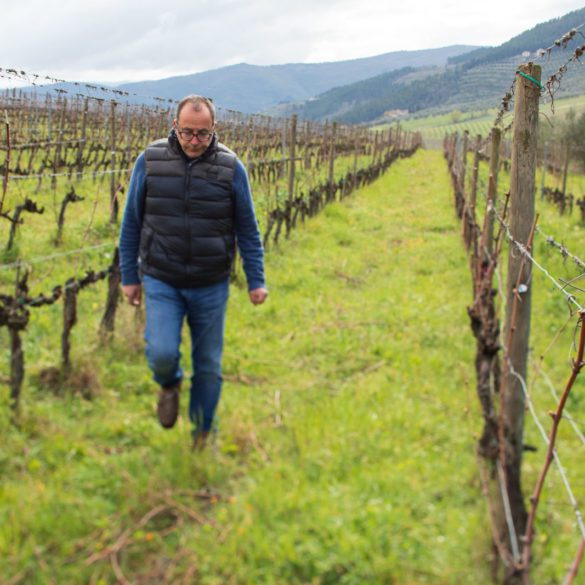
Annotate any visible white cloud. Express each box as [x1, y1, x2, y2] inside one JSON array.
[[0, 0, 583, 83]]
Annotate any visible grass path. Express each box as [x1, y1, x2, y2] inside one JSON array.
[[219, 149, 490, 584], [1, 150, 492, 584]]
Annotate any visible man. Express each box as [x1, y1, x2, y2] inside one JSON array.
[[119, 95, 268, 448]]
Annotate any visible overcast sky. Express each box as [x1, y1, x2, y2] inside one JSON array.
[[1, 0, 584, 85]]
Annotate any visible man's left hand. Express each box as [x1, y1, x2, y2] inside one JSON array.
[[249, 288, 269, 305]]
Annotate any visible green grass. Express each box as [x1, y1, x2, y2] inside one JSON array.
[[1, 149, 583, 583]]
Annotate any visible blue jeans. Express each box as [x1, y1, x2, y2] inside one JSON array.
[[142, 274, 229, 433]]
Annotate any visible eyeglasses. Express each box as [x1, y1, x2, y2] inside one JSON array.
[[176, 128, 214, 142]]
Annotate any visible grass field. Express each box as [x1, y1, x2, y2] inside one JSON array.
[[1, 149, 584, 583]]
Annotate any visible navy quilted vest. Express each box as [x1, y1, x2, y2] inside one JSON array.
[[140, 132, 237, 287]]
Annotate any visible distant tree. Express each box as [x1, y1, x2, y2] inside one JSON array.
[[564, 109, 585, 171]]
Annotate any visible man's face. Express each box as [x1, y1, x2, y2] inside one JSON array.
[[174, 105, 214, 158]]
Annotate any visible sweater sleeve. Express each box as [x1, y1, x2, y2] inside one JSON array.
[[119, 152, 146, 285], [233, 159, 266, 291]]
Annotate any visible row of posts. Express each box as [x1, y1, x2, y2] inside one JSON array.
[[446, 63, 542, 584]]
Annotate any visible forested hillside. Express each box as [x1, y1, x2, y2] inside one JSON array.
[[448, 6, 585, 68], [115, 46, 475, 113], [296, 7, 585, 123]]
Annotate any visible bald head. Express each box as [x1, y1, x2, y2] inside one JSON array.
[[176, 95, 215, 126]]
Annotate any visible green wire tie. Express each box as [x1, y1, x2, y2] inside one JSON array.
[[516, 70, 543, 90]]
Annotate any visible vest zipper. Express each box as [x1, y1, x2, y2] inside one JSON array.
[[186, 160, 195, 277]]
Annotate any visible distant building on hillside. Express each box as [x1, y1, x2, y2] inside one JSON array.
[[383, 109, 409, 119]]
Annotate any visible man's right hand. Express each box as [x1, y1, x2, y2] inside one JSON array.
[[122, 284, 142, 306]]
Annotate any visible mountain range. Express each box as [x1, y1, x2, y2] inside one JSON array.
[[20, 7, 585, 125], [287, 6, 585, 123], [113, 6, 585, 124], [115, 46, 476, 114]]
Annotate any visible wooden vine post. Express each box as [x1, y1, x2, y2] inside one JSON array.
[[2, 269, 30, 413], [304, 120, 312, 170], [560, 142, 570, 215], [9, 321, 26, 412], [328, 122, 337, 202], [46, 93, 52, 141], [463, 134, 481, 250], [100, 248, 121, 335], [76, 97, 88, 179], [485, 128, 501, 261], [456, 130, 469, 219], [286, 114, 297, 237], [1, 109, 10, 215], [62, 280, 78, 373], [539, 141, 547, 201], [52, 96, 67, 189], [280, 119, 287, 180], [124, 104, 132, 170], [385, 126, 393, 161], [353, 129, 359, 190], [372, 131, 379, 166], [501, 63, 541, 581], [109, 100, 118, 223]]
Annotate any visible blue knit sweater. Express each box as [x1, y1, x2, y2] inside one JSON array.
[[119, 151, 265, 291]]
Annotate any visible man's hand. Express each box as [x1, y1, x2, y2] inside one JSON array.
[[122, 284, 142, 306], [249, 287, 268, 305]]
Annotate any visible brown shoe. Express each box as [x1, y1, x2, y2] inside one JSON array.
[[157, 383, 180, 428], [192, 430, 210, 451]]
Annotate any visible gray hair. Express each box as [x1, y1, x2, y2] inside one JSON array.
[[176, 95, 215, 125]]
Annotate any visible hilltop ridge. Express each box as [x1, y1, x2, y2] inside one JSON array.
[[291, 7, 585, 123]]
